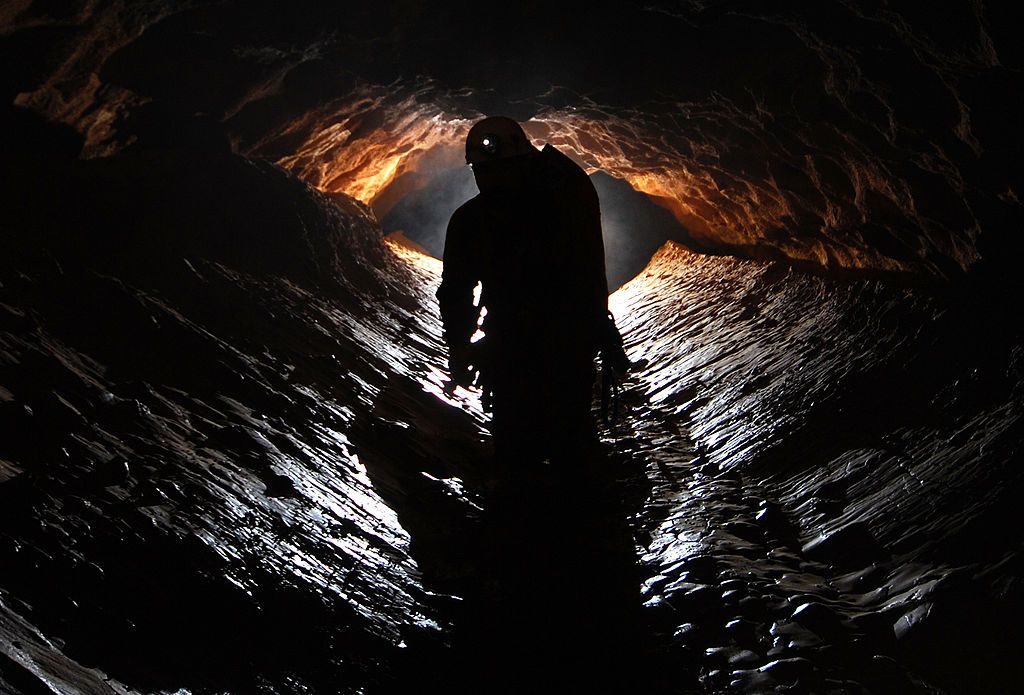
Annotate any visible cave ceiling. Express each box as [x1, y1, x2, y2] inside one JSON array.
[[3, 0, 1022, 280]]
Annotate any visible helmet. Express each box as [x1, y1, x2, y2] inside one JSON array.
[[465, 116, 535, 165]]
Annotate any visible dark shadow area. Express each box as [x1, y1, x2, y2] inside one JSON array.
[[450, 472, 657, 694], [355, 380, 676, 693], [379, 168, 696, 291]]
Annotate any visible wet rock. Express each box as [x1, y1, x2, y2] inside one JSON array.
[[97, 397, 154, 434], [662, 579, 710, 596], [767, 548, 803, 564], [770, 619, 824, 650], [701, 668, 729, 689], [675, 554, 717, 578], [847, 609, 897, 640], [757, 656, 815, 686], [810, 480, 848, 516], [736, 595, 773, 621], [722, 520, 763, 544], [893, 602, 932, 641], [130, 478, 186, 507], [719, 578, 748, 592], [721, 588, 744, 605], [728, 670, 780, 693], [801, 522, 885, 570], [641, 595, 678, 623], [92, 456, 131, 488], [724, 617, 758, 645], [704, 645, 748, 666], [641, 573, 670, 596], [728, 648, 761, 666], [260, 470, 299, 498], [667, 584, 719, 619], [791, 601, 845, 638], [672, 622, 701, 642], [832, 564, 884, 593], [202, 424, 279, 456], [754, 500, 795, 538]]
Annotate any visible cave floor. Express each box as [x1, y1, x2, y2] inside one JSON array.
[[370, 387, 915, 695]]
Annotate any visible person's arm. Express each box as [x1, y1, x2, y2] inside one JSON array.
[[582, 179, 610, 320], [552, 145, 609, 329], [579, 174, 630, 371], [436, 204, 481, 384]]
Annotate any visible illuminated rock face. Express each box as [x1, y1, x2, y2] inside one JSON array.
[[611, 244, 1023, 691], [4, 1, 1022, 278], [1, 2, 1023, 694]]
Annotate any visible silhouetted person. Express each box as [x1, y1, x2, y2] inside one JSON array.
[[437, 116, 627, 474]]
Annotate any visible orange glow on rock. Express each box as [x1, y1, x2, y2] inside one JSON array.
[[271, 98, 931, 277], [273, 91, 471, 205]]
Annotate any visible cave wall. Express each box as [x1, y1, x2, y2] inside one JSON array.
[[611, 243, 1024, 691], [2, 3, 1024, 693], [3, 0, 1023, 279], [1, 145, 490, 693]]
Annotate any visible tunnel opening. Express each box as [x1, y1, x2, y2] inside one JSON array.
[[369, 138, 705, 292]]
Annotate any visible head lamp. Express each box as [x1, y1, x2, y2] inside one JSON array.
[[480, 134, 499, 156], [465, 116, 534, 165]]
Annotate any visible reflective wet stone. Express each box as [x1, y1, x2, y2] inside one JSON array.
[[724, 617, 758, 645], [92, 456, 131, 487], [672, 622, 700, 642], [728, 670, 780, 694], [770, 619, 824, 649], [721, 588, 744, 603], [801, 522, 885, 570], [727, 648, 761, 666], [893, 602, 933, 641], [737, 595, 770, 619], [791, 602, 845, 638], [754, 502, 793, 537], [758, 656, 815, 684]]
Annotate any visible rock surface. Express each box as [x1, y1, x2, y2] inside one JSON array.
[[2, 3, 1023, 693], [609, 242, 1023, 693], [1, 137, 1022, 692], [3, 0, 1023, 279]]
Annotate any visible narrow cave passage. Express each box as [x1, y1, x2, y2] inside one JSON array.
[[3, 148, 1021, 693], [3, 2, 1024, 694]]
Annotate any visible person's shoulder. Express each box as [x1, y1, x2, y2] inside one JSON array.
[[450, 194, 485, 223], [447, 195, 488, 241], [539, 144, 596, 198], [540, 144, 587, 178]]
